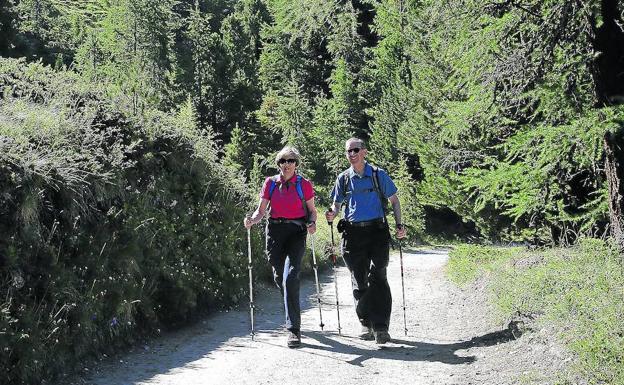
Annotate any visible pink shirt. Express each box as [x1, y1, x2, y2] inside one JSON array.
[[261, 175, 314, 219]]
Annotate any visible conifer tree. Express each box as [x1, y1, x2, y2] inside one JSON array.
[[306, 59, 355, 188], [393, 154, 425, 240], [72, 0, 177, 114]]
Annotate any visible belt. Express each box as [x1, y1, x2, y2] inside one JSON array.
[[268, 217, 306, 225], [347, 218, 385, 227]]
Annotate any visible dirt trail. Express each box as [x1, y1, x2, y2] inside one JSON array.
[[73, 248, 570, 385]]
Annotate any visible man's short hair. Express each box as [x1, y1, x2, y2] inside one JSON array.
[[345, 137, 366, 149]]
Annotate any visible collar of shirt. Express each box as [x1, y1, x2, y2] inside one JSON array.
[[347, 162, 372, 179], [277, 174, 297, 184], [275, 174, 298, 192]]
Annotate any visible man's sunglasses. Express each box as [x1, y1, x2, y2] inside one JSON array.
[[278, 158, 297, 165], [346, 147, 361, 155]]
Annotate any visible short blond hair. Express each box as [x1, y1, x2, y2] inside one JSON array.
[[275, 146, 301, 165]]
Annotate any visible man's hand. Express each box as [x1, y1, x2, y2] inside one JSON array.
[[325, 209, 336, 223], [307, 221, 316, 234], [396, 224, 406, 239], [243, 217, 253, 229]]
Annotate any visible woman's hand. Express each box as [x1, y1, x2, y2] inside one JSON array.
[[245, 199, 268, 230]]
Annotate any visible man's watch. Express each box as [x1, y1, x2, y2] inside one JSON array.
[[396, 223, 404, 230], [307, 221, 316, 227]]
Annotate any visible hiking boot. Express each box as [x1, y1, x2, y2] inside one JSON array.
[[359, 325, 374, 341], [286, 330, 301, 348], [374, 330, 391, 345]]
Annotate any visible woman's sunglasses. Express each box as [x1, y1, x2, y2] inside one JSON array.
[[278, 158, 297, 165], [346, 147, 361, 155]]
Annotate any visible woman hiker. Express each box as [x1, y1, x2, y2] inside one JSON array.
[[243, 146, 317, 348]]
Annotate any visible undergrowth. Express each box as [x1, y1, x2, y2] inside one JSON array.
[[0, 58, 260, 385], [448, 239, 624, 385]]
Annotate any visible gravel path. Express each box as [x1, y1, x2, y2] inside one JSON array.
[[73, 248, 570, 385]]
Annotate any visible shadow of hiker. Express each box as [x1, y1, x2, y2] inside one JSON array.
[[300, 326, 518, 367]]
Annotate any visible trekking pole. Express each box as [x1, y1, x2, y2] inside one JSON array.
[[246, 219, 255, 340], [398, 238, 407, 336], [309, 233, 325, 330], [328, 220, 341, 335]]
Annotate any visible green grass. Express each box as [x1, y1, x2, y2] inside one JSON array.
[[447, 239, 624, 385], [447, 244, 520, 285]]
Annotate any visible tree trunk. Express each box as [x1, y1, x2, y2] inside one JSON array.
[[593, 0, 624, 250], [604, 128, 624, 250]]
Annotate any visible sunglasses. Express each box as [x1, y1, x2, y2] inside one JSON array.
[[278, 158, 297, 165], [346, 147, 361, 155]]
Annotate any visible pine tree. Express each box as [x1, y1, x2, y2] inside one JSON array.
[[72, 0, 178, 114], [393, 154, 425, 240]]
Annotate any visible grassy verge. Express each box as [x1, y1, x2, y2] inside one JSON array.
[[447, 239, 624, 384]]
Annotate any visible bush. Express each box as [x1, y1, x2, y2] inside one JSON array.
[[0, 58, 258, 384]]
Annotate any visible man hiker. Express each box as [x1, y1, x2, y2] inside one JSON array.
[[243, 146, 317, 348], [325, 137, 406, 344]]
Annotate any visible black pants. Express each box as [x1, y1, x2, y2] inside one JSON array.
[[265, 222, 306, 332], [341, 223, 392, 331]]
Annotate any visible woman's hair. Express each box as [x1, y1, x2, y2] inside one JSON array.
[[275, 146, 301, 165]]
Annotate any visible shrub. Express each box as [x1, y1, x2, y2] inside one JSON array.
[[0, 58, 258, 384]]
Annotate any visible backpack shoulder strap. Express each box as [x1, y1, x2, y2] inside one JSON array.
[[371, 165, 381, 193], [370, 165, 388, 220], [340, 170, 351, 196], [295, 175, 310, 222], [336, 170, 351, 211], [267, 175, 280, 199], [295, 175, 304, 200]]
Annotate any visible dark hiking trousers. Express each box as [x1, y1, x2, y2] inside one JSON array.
[[341, 223, 392, 331], [266, 222, 306, 332]]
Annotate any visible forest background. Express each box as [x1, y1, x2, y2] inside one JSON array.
[[1, 0, 623, 384]]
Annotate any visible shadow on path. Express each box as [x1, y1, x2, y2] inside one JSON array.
[[291, 325, 517, 367], [400, 247, 451, 255], [70, 278, 321, 385], [70, 249, 518, 385]]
